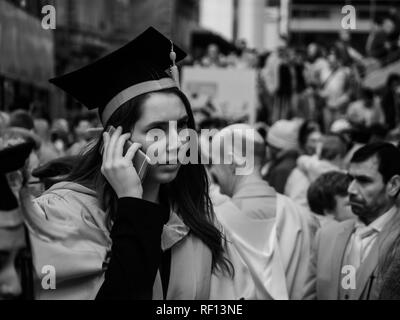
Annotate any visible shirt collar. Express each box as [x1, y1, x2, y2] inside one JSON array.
[[161, 211, 190, 251], [355, 206, 397, 234]]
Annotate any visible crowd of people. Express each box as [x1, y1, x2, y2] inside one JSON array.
[[192, 9, 400, 141], [1, 21, 400, 301]]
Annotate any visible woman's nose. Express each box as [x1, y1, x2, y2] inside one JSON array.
[[167, 126, 184, 151]]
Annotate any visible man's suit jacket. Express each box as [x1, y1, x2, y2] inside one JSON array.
[[304, 211, 400, 300]]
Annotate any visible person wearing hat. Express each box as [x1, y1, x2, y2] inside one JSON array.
[[0, 141, 35, 300], [23, 27, 265, 300], [263, 119, 302, 195], [208, 124, 318, 300]]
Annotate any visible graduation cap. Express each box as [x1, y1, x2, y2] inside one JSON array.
[[50, 27, 187, 125]]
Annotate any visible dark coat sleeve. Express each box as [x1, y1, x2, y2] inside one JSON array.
[[96, 197, 166, 300]]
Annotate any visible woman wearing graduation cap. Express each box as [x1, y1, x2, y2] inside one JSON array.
[[22, 27, 269, 300]]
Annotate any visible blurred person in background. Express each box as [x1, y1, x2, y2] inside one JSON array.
[[49, 119, 71, 157], [297, 120, 323, 156], [263, 119, 302, 194], [285, 134, 347, 208], [261, 38, 296, 122], [319, 46, 354, 132], [381, 73, 400, 131], [366, 15, 395, 62], [274, 45, 296, 121], [298, 134, 348, 177], [0, 140, 35, 300], [9, 110, 34, 131], [51, 118, 70, 137], [233, 48, 259, 70], [305, 43, 331, 87], [303, 43, 330, 123], [382, 15, 400, 65], [307, 171, 355, 227], [209, 124, 318, 300], [347, 88, 385, 128], [67, 115, 94, 156], [201, 43, 225, 68], [34, 119, 59, 165], [4, 110, 42, 196], [291, 48, 308, 119], [336, 30, 364, 67]]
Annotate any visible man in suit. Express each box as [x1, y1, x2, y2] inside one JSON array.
[[304, 142, 400, 300]]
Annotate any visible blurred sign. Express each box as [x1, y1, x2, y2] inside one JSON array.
[[0, 0, 54, 87], [181, 67, 257, 123]]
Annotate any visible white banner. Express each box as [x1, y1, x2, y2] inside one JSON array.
[[181, 67, 257, 124]]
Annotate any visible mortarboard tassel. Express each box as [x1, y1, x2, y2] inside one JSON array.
[[170, 41, 180, 89]]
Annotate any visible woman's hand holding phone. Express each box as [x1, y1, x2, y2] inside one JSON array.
[[101, 126, 143, 199]]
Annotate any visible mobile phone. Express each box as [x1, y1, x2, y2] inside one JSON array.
[[101, 126, 150, 183]]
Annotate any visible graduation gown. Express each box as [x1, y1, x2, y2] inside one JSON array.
[[96, 197, 167, 300], [21, 182, 265, 300], [211, 177, 319, 300]]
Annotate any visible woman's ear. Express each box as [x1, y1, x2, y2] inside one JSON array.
[[388, 175, 400, 198]]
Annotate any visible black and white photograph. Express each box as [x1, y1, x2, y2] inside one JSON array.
[[1, 0, 400, 312]]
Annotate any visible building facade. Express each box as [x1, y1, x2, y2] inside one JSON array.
[[0, 0, 55, 118], [199, 0, 398, 53], [52, 0, 199, 117]]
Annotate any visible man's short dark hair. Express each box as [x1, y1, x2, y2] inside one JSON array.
[[351, 142, 400, 183], [307, 171, 351, 216], [9, 109, 34, 130]]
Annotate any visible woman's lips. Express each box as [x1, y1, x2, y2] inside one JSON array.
[[160, 162, 180, 170]]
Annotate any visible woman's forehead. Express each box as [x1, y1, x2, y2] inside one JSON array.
[[139, 93, 187, 123]]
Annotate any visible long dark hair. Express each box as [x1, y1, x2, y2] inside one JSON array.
[[66, 88, 233, 276]]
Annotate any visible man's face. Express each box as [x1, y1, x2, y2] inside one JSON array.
[[0, 225, 26, 300], [348, 156, 392, 223]]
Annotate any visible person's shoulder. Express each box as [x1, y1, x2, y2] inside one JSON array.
[[287, 167, 309, 184], [273, 154, 298, 172], [319, 218, 354, 238], [34, 181, 100, 224], [276, 193, 316, 226]]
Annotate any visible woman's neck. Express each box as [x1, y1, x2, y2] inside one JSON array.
[[142, 180, 161, 204]]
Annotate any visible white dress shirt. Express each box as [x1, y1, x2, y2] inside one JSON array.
[[344, 206, 397, 270]]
